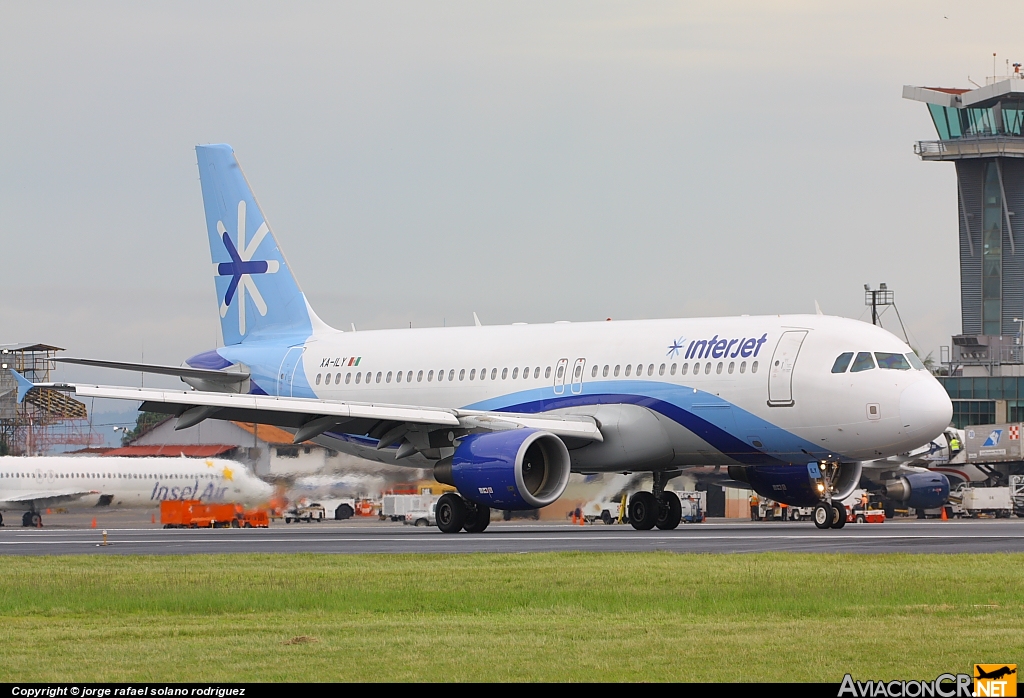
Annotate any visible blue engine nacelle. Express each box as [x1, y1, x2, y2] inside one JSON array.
[[882, 471, 950, 510], [728, 462, 863, 507], [433, 429, 571, 510]]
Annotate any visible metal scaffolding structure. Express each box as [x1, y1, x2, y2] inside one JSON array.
[[0, 343, 103, 455]]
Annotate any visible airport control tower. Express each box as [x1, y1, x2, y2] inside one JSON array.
[[905, 73, 1024, 340], [907, 70, 1024, 424]]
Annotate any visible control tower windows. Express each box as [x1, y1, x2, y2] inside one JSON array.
[[983, 162, 1002, 335]]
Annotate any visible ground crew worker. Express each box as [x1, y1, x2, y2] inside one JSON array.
[[949, 435, 961, 453], [749, 493, 759, 521]]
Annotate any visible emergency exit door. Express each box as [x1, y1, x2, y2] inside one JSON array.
[[767, 331, 807, 406]]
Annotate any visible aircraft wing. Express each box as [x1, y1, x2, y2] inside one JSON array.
[[0, 489, 99, 506], [61, 383, 603, 452]]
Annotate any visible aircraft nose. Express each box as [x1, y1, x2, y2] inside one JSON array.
[[900, 378, 953, 438]]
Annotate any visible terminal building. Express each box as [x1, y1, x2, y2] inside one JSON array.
[[905, 71, 1024, 426]]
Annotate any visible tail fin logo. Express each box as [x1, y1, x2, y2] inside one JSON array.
[[216, 200, 280, 335]]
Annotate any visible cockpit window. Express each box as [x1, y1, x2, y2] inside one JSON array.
[[905, 352, 926, 370], [875, 352, 911, 370], [831, 352, 854, 373], [850, 352, 875, 372]]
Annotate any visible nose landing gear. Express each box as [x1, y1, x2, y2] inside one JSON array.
[[812, 461, 849, 530]]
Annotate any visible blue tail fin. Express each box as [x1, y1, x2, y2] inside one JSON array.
[[196, 144, 325, 345]]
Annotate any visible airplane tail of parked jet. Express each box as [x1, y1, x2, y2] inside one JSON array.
[[195, 144, 329, 346]]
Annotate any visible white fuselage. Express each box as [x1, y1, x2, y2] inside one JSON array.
[[218, 314, 952, 471], [0, 456, 274, 512]]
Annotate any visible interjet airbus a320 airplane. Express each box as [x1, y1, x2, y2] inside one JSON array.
[[14, 144, 953, 533]]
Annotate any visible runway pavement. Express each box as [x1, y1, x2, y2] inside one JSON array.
[[1, 511, 1023, 554]]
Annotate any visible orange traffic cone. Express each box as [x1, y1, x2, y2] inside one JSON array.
[[46, 508, 51, 515], [579, 513, 585, 526], [91, 518, 97, 528], [151, 514, 156, 524], [941, 506, 948, 521]]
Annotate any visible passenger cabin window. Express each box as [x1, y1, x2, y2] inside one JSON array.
[[545, 367, 551, 379], [459, 369, 466, 381], [613, 365, 620, 377], [875, 352, 911, 370], [534, 367, 541, 379], [831, 352, 854, 373], [850, 352, 875, 372], [591, 365, 598, 378], [470, 369, 476, 380]]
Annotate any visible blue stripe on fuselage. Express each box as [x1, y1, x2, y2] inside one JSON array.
[[466, 380, 830, 465]]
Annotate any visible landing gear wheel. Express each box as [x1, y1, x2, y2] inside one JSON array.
[[0, 511, 3, 526], [628, 491, 659, 530], [463, 504, 491, 533], [22, 511, 34, 527], [655, 491, 682, 530], [813, 503, 833, 529], [831, 502, 847, 529], [436, 493, 467, 533]]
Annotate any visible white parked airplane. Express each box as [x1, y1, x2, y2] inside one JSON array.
[[13, 144, 953, 533], [0, 456, 274, 527]]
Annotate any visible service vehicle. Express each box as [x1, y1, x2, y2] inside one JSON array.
[[958, 486, 1015, 518], [382, 494, 435, 522], [403, 501, 437, 527], [284, 503, 326, 523]]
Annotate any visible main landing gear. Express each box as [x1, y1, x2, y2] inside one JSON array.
[[812, 502, 847, 530], [22, 511, 41, 528], [629, 471, 682, 531], [435, 493, 491, 534]]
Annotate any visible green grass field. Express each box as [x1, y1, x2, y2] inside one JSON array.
[[0, 553, 1020, 682]]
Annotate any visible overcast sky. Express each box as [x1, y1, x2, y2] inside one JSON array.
[[1, 1, 1017, 419]]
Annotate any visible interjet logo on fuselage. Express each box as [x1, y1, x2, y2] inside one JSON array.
[[217, 200, 280, 335], [684, 333, 769, 360]]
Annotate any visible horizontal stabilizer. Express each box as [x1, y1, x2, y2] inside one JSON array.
[[55, 358, 249, 384]]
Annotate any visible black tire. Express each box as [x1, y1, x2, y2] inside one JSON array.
[[463, 504, 491, 533], [656, 491, 682, 530], [600, 510, 612, 525], [336, 504, 354, 520], [22, 511, 34, 527], [436, 493, 467, 533], [244, 522, 253, 528], [628, 491, 659, 530], [813, 503, 833, 529], [30, 512, 41, 527], [831, 502, 847, 529], [415, 518, 428, 527], [855, 514, 865, 524]]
